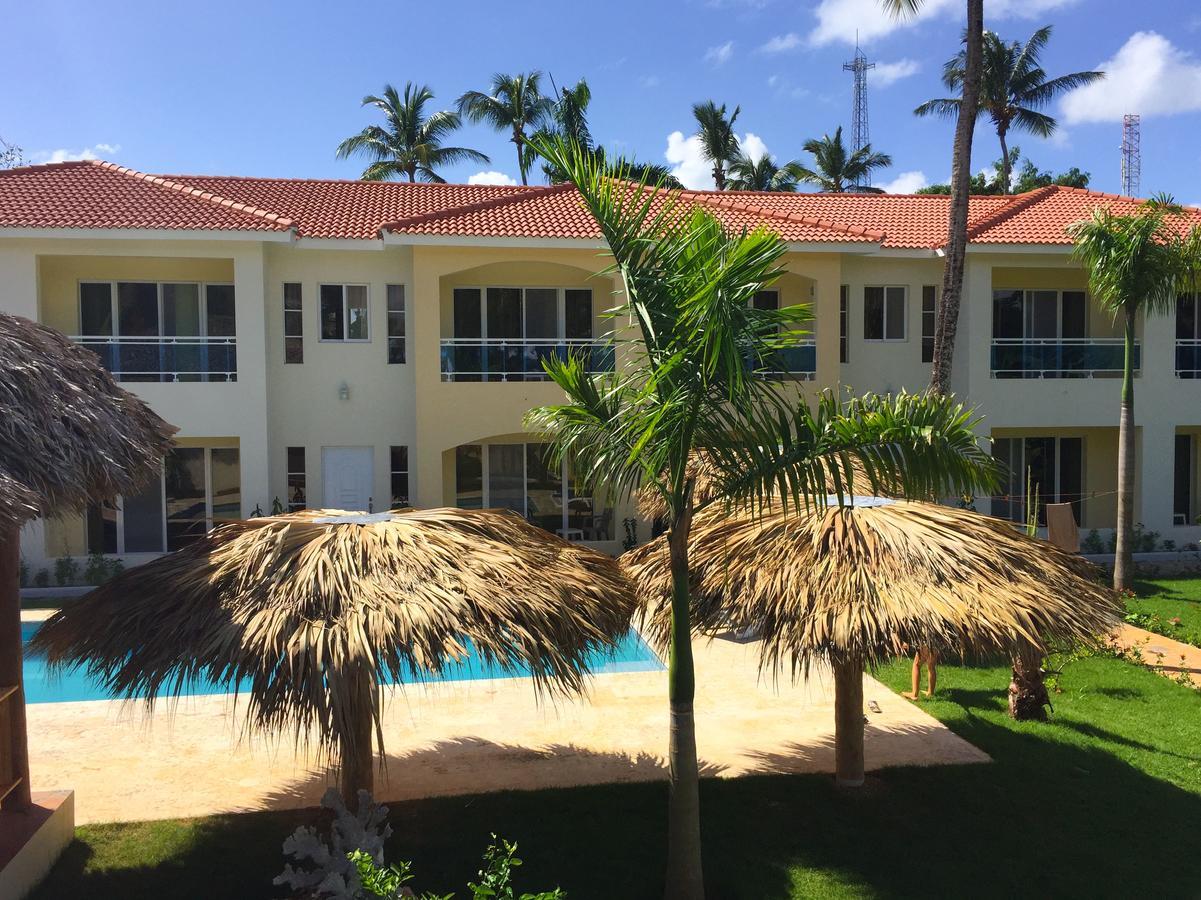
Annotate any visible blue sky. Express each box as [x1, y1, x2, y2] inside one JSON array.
[[4, 0, 1201, 198]]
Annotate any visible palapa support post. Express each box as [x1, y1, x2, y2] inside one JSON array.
[[0, 526, 32, 811], [340, 668, 376, 810], [833, 655, 865, 788]]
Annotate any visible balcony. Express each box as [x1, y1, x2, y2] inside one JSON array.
[[991, 338, 1137, 379], [74, 336, 237, 382], [1177, 340, 1201, 378], [753, 342, 817, 380], [439, 338, 615, 383]]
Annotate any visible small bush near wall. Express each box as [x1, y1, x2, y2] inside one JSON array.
[[53, 556, 79, 586], [33, 568, 49, 588]]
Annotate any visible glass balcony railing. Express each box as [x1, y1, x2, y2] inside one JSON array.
[[751, 342, 817, 379], [990, 338, 1136, 379], [1176, 340, 1201, 378], [440, 338, 615, 382], [74, 336, 238, 382]]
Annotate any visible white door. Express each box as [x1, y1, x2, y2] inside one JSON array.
[[322, 447, 374, 511]]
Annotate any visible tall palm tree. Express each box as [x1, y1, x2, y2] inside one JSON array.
[[915, 26, 1104, 193], [1069, 203, 1188, 590], [795, 127, 892, 193], [883, 0, 984, 396], [530, 135, 1003, 900], [727, 154, 805, 192], [692, 101, 741, 190], [457, 72, 555, 185], [335, 83, 489, 183]]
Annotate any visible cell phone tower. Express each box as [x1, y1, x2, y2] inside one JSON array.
[[1121, 114, 1140, 197], [843, 36, 875, 189]]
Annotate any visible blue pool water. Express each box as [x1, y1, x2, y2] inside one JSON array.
[[21, 621, 663, 704]]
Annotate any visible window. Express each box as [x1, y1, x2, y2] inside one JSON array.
[[863, 286, 906, 341], [389, 446, 409, 508], [287, 447, 307, 511], [78, 280, 237, 381], [445, 286, 599, 382], [86, 446, 241, 554], [319, 284, 369, 341], [921, 285, 938, 363], [839, 285, 848, 363], [752, 289, 779, 311], [1177, 293, 1200, 378], [386, 285, 406, 364], [454, 442, 613, 541], [284, 283, 303, 363], [992, 436, 1083, 525], [1175, 434, 1194, 525], [992, 289, 1091, 378]]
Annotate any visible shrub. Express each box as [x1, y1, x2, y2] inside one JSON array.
[[33, 568, 49, 588], [276, 789, 563, 900], [83, 553, 109, 585], [18, 558, 29, 588], [53, 556, 79, 587], [1082, 529, 1105, 554]]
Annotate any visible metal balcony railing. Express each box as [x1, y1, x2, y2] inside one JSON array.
[[73, 336, 238, 382], [440, 338, 615, 382], [1176, 340, 1201, 378], [752, 341, 817, 379], [990, 338, 1136, 379]]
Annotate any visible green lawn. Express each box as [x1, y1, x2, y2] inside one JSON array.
[[35, 653, 1201, 900], [1129, 577, 1201, 644]]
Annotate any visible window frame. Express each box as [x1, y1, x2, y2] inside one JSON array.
[[839, 284, 849, 364], [318, 283, 371, 343], [78, 279, 236, 340], [283, 282, 304, 364], [386, 284, 406, 364], [389, 445, 410, 509], [452, 286, 595, 341], [921, 285, 938, 363], [991, 435, 1085, 526], [863, 284, 908, 342], [286, 446, 307, 512]]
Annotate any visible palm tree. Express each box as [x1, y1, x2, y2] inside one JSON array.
[[530, 135, 1005, 900], [1069, 204, 1188, 590], [794, 127, 892, 193], [883, 0, 984, 396], [457, 72, 555, 185], [727, 154, 805, 192], [692, 101, 741, 190], [915, 26, 1104, 193], [335, 83, 489, 183]]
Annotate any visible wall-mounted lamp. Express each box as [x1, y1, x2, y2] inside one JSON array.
[[338, 381, 350, 402]]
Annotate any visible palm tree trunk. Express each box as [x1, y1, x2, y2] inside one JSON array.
[[340, 669, 376, 812], [713, 164, 726, 191], [1114, 306, 1137, 590], [515, 128, 528, 186], [833, 655, 865, 787], [998, 127, 1011, 194], [0, 527, 32, 812], [664, 502, 704, 900], [930, 0, 984, 396], [1008, 641, 1049, 720]]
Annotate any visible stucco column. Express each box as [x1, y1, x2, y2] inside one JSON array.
[[1138, 419, 1176, 534], [411, 249, 445, 507], [959, 255, 992, 402], [0, 245, 39, 319], [233, 247, 271, 516]]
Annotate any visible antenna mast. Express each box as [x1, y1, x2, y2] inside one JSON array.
[[1120, 114, 1141, 197], [843, 34, 876, 189]]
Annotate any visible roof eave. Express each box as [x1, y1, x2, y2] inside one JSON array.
[[0, 226, 296, 243]]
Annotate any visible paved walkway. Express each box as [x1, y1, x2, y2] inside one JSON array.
[[26, 630, 989, 825], [1113, 623, 1201, 688]]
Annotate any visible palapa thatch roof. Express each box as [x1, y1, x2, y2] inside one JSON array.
[[32, 507, 639, 763], [623, 496, 1120, 671], [0, 313, 176, 529]]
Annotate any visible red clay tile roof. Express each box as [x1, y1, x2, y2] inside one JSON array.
[[0, 160, 293, 232], [3, 160, 1199, 249]]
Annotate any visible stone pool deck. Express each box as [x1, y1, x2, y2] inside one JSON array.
[[25, 623, 988, 825]]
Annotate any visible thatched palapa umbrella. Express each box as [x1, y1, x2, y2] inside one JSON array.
[[624, 496, 1120, 786], [0, 313, 175, 811], [33, 507, 638, 805]]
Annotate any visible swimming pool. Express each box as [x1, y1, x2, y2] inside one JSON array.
[[20, 621, 663, 704]]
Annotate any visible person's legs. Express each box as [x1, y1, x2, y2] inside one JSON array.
[[901, 652, 921, 699], [924, 651, 939, 697]]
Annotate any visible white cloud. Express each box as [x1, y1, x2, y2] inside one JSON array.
[[877, 170, 929, 194], [759, 32, 802, 54], [1061, 31, 1201, 124], [467, 170, 518, 186], [808, 0, 1077, 47], [665, 131, 771, 190], [873, 59, 920, 87], [704, 41, 735, 65], [32, 142, 120, 164]]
